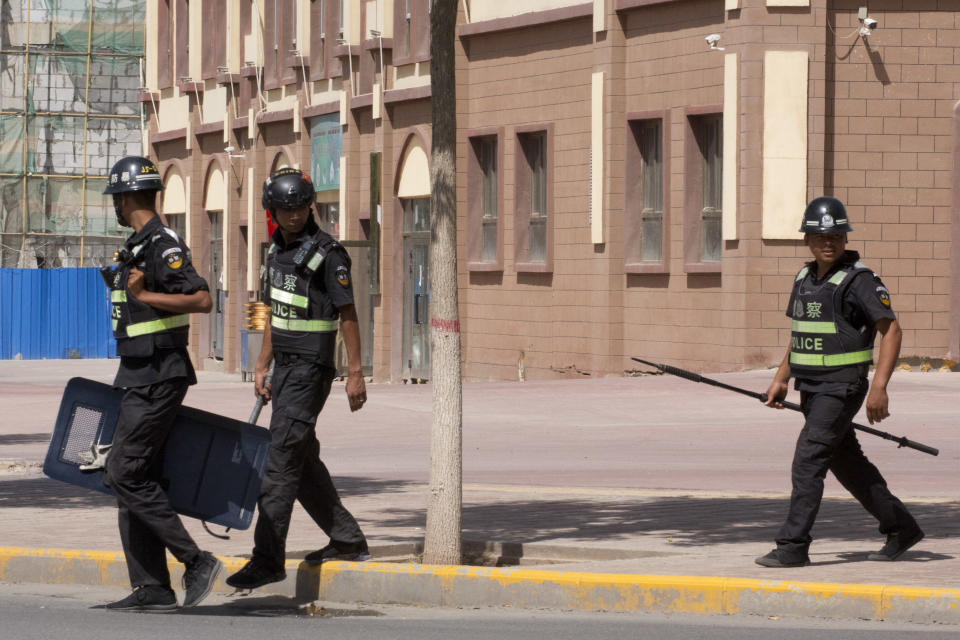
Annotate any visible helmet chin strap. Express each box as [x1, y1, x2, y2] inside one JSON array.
[[113, 194, 131, 228], [270, 205, 312, 235]]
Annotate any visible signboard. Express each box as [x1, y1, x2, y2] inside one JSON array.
[[310, 113, 342, 192]]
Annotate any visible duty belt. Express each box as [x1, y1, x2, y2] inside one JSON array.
[[270, 317, 338, 332], [789, 349, 873, 367]]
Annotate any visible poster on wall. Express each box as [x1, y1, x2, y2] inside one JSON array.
[[310, 113, 342, 192]]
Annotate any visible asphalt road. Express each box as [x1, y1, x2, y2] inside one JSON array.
[[0, 583, 955, 640]]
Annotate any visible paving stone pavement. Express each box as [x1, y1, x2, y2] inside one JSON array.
[[1, 359, 957, 593]]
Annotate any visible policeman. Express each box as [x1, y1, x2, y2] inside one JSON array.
[[226, 168, 369, 591], [100, 156, 222, 610], [757, 196, 923, 568]]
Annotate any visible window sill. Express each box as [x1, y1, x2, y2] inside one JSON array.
[[467, 262, 503, 272], [515, 262, 552, 274], [195, 121, 224, 135], [625, 262, 669, 275], [684, 262, 721, 274]]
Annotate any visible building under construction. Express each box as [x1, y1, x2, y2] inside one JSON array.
[[0, 0, 144, 268]]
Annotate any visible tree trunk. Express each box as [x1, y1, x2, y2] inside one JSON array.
[[422, 0, 462, 566]]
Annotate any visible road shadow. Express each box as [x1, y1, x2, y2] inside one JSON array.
[[374, 496, 960, 548], [0, 433, 51, 445], [6, 474, 958, 560], [0, 475, 116, 508], [174, 593, 384, 618], [0, 474, 418, 510]]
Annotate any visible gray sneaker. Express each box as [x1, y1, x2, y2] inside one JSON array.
[[106, 585, 177, 612], [182, 551, 223, 607], [867, 529, 924, 561], [225, 559, 286, 590], [755, 549, 810, 568], [304, 541, 371, 565]]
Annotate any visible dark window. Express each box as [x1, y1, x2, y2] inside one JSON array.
[[264, 0, 297, 89], [626, 114, 669, 272], [638, 120, 662, 262], [310, 0, 342, 80], [175, 0, 189, 82], [524, 132, 547, 263], [480, 137, 498, 262], [158, 0, 173, 89], [317, 201, 339, 239], [165, 213, 185, 238], [201, 0, 226, 79], [393, 0, 429, 64], [515, 128, 551, 270], [310, 0, 327, 77], [697, 115, 722, 262], [467, 131, 502, 270]]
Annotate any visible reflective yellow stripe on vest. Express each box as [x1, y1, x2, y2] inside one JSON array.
[[828, 270, 847, 286], [125, 314, 190, 338], [111, 290, 127, 303], [270, 286, 309, 309], [271, 317, 338, 332], [791, 320, 837, 334], [789, 349, 873, 367]]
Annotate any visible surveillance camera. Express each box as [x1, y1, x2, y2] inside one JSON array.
[[862, 17, 877, 29], [705, 34, 721, 46]]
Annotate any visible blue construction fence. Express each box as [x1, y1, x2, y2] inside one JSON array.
[[0, 268, 117, 360]]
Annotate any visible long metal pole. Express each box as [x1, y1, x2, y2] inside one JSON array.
[[78, 1, 96, 267], [631, 357, 940, 456], [19, 1, 30, 266]]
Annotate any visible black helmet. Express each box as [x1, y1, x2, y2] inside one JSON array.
[[262, 168, 314, 216], [103, 156, 164, 194], [799, 196, 852, 233]]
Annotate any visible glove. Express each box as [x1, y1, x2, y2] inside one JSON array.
[[78, 443, 112, 473]]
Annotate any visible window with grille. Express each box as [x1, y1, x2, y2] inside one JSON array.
[[522, 132, 547, 263], [698, 115, 722, 263], [638, 119, 662, 262]]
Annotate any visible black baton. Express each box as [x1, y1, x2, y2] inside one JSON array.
[[631, 357, 939, 456]]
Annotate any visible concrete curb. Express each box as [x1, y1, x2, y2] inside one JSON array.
[[1, 547, 958, 624]]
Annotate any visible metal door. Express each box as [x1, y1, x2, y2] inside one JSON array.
[[208, 210, 224, 360], [401, 198, 430, 381]]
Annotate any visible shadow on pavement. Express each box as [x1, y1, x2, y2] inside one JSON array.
[[0, 475, 418, 509], [6, 474, 958, 555], [0, 433, 51, 445], [377, 497, 960, 547], [0, 475, 115, 508]]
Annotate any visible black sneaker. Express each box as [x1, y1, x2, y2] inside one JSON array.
[[106, 585, 177, 612], [304, 541, 371, 565], [225, 559, 286, 590], [181, 551, 223, 607], [755, 549, 810, 568], [867, 528, 924, 561]]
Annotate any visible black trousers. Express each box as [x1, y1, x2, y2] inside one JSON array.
[[104, 378, 201, 588], [775, 381, 919, 561], [251, 353, 366, 570]]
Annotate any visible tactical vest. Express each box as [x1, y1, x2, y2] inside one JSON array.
[[788, 261, 875, 379], [109, 232, 190, 358], [266, 230, 344, 358]]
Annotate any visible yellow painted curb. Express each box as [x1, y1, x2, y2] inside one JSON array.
[[2, 547, 958, 623]]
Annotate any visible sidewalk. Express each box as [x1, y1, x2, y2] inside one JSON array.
[[0, 359, 957, 622]]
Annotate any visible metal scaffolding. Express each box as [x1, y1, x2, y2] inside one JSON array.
[[0, 0, 144, 268]]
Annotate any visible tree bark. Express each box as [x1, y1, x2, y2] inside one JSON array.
[[422, 0, 462, 566]]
